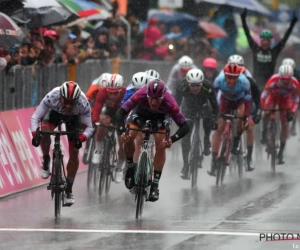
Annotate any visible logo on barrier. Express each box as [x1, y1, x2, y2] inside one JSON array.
[[11, 130, 40, 180]]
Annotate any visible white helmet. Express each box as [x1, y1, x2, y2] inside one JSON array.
[[145, 69, 160, 79], [278, 64, 294, 78], [228, 54, 244, 66], [132, 72, 149, 89], [98, 73, 112, 87], [60, 81, 81, 100], [186, 69, 205, 84], [178, 55, 193, 69], [282, 58, 296, 69], [105, 73, 124, 92]]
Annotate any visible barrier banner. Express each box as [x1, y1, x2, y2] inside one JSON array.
[[0, 107, 88, 198], [0, 115, 30, 197]]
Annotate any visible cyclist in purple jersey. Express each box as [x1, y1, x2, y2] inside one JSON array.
[[116, 79, 189, 202]]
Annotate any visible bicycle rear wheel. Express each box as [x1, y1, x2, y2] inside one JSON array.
[[216, 135, 228, 186], [53, 153, 62, 219], [87, 138, 96, 189], [98, 140, 109, 196], [269, 121, 277, 172], [135, 152, 147, 220]]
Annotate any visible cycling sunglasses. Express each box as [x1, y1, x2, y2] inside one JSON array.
[[189, 83, 202, 87], [147, 95, 164, 101]]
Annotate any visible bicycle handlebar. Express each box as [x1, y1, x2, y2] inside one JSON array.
[[94, 122, 116, 130], [33, 127, 82, 149]]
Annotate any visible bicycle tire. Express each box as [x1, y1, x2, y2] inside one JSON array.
[[237, 151, 243, 179], [105, 139, 117, 194], [105, 170, 112, 194], [87, 138, 96, 189], [135, 151, 147, 220], [54, 152, 62, 219], [270, 121, 277, 172], [216, 135, 227, 186], [98, 139, 109, 196], [190, 136, 200, 188]]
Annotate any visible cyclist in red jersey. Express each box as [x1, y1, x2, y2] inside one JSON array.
[[91, 73, 126, 183], [261, 64, 300, 164]]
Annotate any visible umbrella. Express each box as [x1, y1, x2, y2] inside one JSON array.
[[199, 21, 227, 38], [0, 12, 25, 47], [198, 0, 271, 16], [0, 0, 24, 16], [148, 9, 198, 36], [58, 0, 104, 18], [12, 0, 79, 28]]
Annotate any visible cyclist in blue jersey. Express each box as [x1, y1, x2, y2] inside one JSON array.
[[208, 63, 252, 176]]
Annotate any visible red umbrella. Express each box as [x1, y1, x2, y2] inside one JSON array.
[[0, 12, 24, 47], [199, 21, 228, 39]]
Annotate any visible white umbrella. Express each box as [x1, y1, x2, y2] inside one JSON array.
[[86, 9, 112, 21], [197, 0, 271, 16], [12, 0, 79, 28]]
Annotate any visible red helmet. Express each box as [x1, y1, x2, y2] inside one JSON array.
[[202, 58, 217, 69], [224, 63, 241, 76], [147, 79, 166, 99], [60, 81, 81, 100]]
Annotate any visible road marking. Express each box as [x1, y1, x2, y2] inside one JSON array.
[[0, 228, 260, 236]]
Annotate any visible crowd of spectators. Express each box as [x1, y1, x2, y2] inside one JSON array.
[[1, 10, 217, 73]]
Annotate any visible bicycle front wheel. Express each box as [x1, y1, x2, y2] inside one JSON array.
[[135, 152, 147, 220], [216, 135, 228, 186], [53, 152, 62, 219]]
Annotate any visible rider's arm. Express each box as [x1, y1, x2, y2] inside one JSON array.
[[85, 84, 99, 102], [248, 77, 261, 110], [174, 82, 185, 106], [115, 108, 129, 135], [30, 104, 49, 132], [240, 12, 259, 51], [166, 65, 179, 94], [80, 113, 93, 139], [290, 79, 300, 113], [120, 88, 135, 107], [171, 121, 189, 143], [273, 16, 297, 55], [91, 88, 106, 123], [260, 78, 273, 108], [213, 75, 221, 96], [206, 83, 219, 117]]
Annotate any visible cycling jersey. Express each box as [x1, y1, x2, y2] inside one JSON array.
[[175, 79, 218, 118], [261, 74, 300, 113], [121, 87, 135, 107], [92, 86, 126, 123], [30, 87, 93, 138], [214, 72, 251, 101], [241, 14, 297, 85], [166, 63, 198, 94]]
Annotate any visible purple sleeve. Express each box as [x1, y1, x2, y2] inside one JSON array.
[[122, 86, 147, 112], [164, 92, 186, 125]]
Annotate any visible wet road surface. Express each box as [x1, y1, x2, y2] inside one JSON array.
[[1, 135, 300, 250]]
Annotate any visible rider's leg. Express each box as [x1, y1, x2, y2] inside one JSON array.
[[180, 119, 193, 179], [66, 142, 79, 193], [208, 117, 226, 176], [92, 114, 111, 164], [245, 117, 255, 171], [203, 117, 212, 156], [40, 111, 60, 179]]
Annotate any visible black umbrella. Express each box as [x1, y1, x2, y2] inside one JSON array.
[[12, 0, 79, 28], [0, 12, 25, 47], [0, 0, 24, 16]]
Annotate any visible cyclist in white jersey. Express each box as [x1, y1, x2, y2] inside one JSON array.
[[30, 81, 93, 206]]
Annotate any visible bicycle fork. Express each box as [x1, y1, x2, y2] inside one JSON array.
[[217, 120, 232, 165]]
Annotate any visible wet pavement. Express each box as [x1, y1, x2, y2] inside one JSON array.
[[1, 135, 300, 250]]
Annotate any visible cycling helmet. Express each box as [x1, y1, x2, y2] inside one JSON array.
[[260, 29, 273, 39], [147, 79, 166, 99], [228, 54, 244, 66], [98, 73, 112, 87], [60, 81, 81, 100], [202, 58, 217, 69], [186, 69, 204, 84], [278, 64, 294, 79], [282, 58, 296, 69], [105, 73, 124, 92], [224, 63, 241, 76], [132, 72, 149, 89], [178, 55, 193, 69], [145, 69, 160, 79]]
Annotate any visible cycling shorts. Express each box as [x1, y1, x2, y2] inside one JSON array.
[[219, 95, 251, 117]]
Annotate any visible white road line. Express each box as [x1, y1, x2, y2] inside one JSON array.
[[0, 228, 260, 236]]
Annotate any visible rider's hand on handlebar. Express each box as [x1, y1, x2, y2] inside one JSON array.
[[163, 138, 172, 148], [31, 129, 41, 147], [286, 110, 294, 122], [78, 134, 87, 142], [120, 132, 131, 143]]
